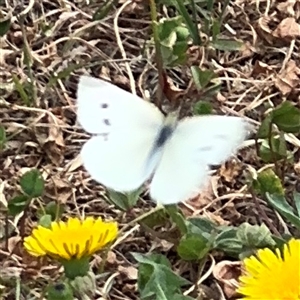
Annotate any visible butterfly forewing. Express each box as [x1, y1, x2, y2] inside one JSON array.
[[77, 75, 165, 192]]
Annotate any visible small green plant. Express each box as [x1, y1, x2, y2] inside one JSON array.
[[256, 101, 300, 178]]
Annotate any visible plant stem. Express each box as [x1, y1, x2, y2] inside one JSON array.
[[268, 122, 280, 177], [149, 0, 164, 109], [19, 16, 37, 106]]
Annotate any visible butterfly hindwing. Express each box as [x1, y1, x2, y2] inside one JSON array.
[[150, 116, 250, 204]]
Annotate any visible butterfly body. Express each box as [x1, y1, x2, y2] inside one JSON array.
[[77, 75, 251, 205]]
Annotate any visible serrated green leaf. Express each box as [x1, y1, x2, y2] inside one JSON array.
[[271, 101, 300, 133], [211, 39, 243, 51], [7, 195, 30, 216], [214, 228, 243, 256], [266, 193, 300, 230], [133, 253, 171, 267], [252, 168, 284, 196], [177, 235, 210, 260], [236, 223, 275, 248], [20, 169, 44, 197], [133, 253, 189, 299]]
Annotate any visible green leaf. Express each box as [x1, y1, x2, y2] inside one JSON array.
[[266, 193, 300, 230], [133, 253, 190, 299], [92, 0, 115, 20], [47, 282, 74, 300], [0, 126, 6, 150], [0, 17, 11, 36], [158, 16, 183, 41], [293, 191, 300, 217], [211, 39, 243, 51], [7, 195, 30, 216], [175, 26, 190, 41], [212, 20, 221, 40], [191, 66, 216, 89], [170, 0, 201, 45], [44, 201, 64, 220], [165, 205, 187, 234], [252, 168, 284, 196], [157, 17, 189, 67], [236, 223, 275, 248], [12, 74, 31, 106], [38, 214, 53, 228], [203, 83, 222, 98], [140, 209, 168, 228], [258, 135, 291, 163], [193, 101, 213, 115], [107, 188, 142, 211], [20, 169, 44, 197], [214, 227, 243, 256], [257, 115, 272, 139], [177, 235, 211, 260], [271, 101, 300, 133], [187, 217, 218, 235], [173, 295, 194, 300], [48, 63, 85, 87]]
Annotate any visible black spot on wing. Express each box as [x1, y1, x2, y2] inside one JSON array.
[[103, 119, 111, 126]]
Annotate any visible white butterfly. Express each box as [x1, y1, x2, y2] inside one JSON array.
[[77, 75, 251, 205]]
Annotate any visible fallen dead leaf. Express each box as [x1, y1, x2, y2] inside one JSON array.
[[162, 72, 186, 108], [34, 113, 65, 165], [277, 0, 300, 18], [219, 160, 243, 183], [275, 60, 300, 95], [251, 60, 275, 78], [273, 17, 300, 39], [256, 16, 275, 44], [118, 265, 138, 280], [213, 260, 241, 298], [44, 175, 73, 204], [7, 236, 22, 255]]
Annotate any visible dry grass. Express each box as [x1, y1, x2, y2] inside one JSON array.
[[1, 0, 300, 299]]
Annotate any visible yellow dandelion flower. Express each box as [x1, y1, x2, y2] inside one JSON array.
[[24, 217, 118, 260], [238, 238, 300, 300]]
